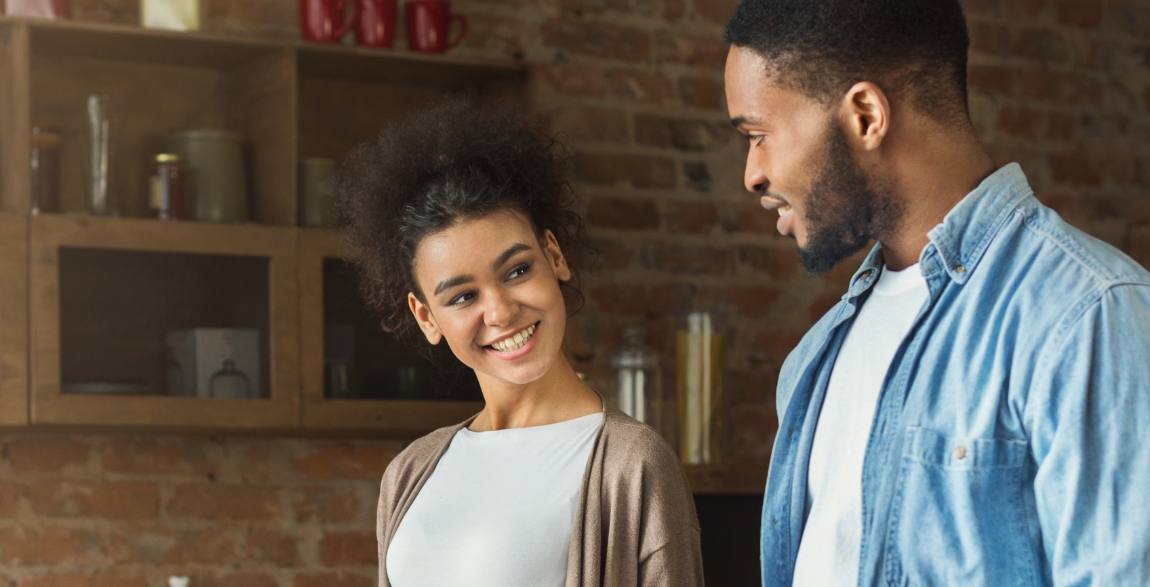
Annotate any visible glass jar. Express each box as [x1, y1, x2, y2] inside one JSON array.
[[609, 326, 665, 438], [149, 153, 187, 220], [677, 312, 725, 465], [84, 94, 117, 216], [31, 126, 61, 214]]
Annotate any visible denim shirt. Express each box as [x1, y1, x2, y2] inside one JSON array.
[[761, 164, 1150, 587]]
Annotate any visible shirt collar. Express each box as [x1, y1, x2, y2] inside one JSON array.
[[844, 163, 1034, 297]]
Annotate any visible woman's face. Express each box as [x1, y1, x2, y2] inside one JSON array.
[[408, 210, 572, 387]]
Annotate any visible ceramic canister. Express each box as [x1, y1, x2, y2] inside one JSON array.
[[166, 129, 248, 223]]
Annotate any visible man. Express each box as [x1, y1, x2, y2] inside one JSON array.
[[723, 1, 1150, 586]]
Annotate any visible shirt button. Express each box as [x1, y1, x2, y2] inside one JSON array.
[[954, 446, 967, 460], [954, 264, 967, 274]]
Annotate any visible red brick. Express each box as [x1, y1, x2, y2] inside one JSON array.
[[634, 114, 731, 151], [692, 0, 738, 25], [701, 285, 780, 314], [733, 201, 780, 234], [1045, 112, 1077, 141], [0, 526, 40, 563], [587, 197, 659, 230], [590, 282, 689, 316], [726, 368, 780, 403], [1049, 153, 1101, 186], [165, 528, 238, 564], [1012, 27, 1069, 62], [1020, 68, 1101, 108], [191, 573, 279, 587], [29, 482, 159, 519], [318, 531, 377, 566], [6, 437, 88, 474], [678, 75, 724, 110], [99, 437, 219, 476], [295, 486, 358, 523], [536, 63, 606, 98], [997, 105, 1043, 139], [293, 573, 373, 587], [0, 526, 104, 565], [20, 571, 147, 587], [752, 331, 804, 364], [245, 529, 302, 567], [548, 107, 629, 144], [654, 32, 728, 68], [650, 244, 735, 275], [1127, 229, 1150, 270], [167, 484, 282, 520], [809, 294, 842, 322], [0, 482, 20, 518], [542, 19, 650, 61], [605, 68, 675, 103], [967, 64, 1016, 97], [290, 445, 399, 479], [1057, 0, 1104, 28], [728, 405, 778, 462], [589, 238, 635, 271], [666, 201, 717, 233], [737, 246, 800, 278], [576, 153, 676, 188], [683, 162, 712, 192]]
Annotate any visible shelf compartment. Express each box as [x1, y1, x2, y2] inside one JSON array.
[[684, 464, 768, 495], [27, 21, 295, 224], [298, 229, 482, 434], [29, 214, 299, 427], [0, 213, 28, 425]]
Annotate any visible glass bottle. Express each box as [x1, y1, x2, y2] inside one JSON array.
[[149, 153, 187, 220], [609, 326, 664, 437], [31, 126, 61, 214], [84, 94, 117, 216], [209, 360, 251, 399], [677, 312, 724, 465]]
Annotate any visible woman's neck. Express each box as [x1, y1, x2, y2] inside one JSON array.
[[468, 357, 601, 431]]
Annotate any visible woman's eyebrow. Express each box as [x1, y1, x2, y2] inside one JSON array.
[[434, 275, 475, 296], [492, 243, 532, 271]]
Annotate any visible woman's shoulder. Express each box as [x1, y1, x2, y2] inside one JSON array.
[[598, 409, 685, 482]]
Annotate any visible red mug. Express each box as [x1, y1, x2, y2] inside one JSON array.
[[356, 0, 397, 48], [405, 0, 467, 53], [300, 0, 358, 43]]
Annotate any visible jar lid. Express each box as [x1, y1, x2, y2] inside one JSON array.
[[155, 153, 182, 163], [168, 128, 243, 142], [31, 129, 61, 148]]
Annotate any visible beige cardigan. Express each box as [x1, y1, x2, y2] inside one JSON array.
[[375, 406, 705, 587]]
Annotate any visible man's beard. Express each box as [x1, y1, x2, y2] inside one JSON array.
[[794, 122, 902, 276]]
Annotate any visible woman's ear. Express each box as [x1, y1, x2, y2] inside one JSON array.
[[408, 292, 443, 345], [541, 229, 572, 282]]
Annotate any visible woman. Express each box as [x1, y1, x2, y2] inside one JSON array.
[[333, 99, 703, 587]]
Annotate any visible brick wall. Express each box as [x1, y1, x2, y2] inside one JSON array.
[[8, 0, 1150, 584], [0, 434, 402, 586]]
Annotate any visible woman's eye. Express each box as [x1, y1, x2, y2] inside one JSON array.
[[448, 292, 475, 306], [507, 264, 531, 280]]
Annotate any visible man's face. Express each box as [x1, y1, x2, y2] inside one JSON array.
[[725, 46, 899, 275]]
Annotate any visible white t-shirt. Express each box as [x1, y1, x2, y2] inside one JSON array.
[[792, 264, 929, 587], [386, 412, 604, 587]]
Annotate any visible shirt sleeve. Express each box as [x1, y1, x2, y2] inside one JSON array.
[[1028, 284, 1150, 585]]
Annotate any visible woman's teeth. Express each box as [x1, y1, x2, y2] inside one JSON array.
[[491, 324, 536, 352]]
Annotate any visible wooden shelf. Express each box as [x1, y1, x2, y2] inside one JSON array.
[[684, 464, 767, 495]]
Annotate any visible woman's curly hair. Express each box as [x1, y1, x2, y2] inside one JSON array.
[[332, 98, 590, 347]]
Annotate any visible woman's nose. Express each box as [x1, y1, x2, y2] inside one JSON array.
[[482, 289, 518, 327]]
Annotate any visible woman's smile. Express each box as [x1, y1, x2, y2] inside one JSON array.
[[484, 322, 539, 354]]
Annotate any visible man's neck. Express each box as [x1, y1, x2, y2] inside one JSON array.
[[878, 119, 997, 271]]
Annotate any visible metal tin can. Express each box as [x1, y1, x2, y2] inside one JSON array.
[[149, 153, 187, 221]]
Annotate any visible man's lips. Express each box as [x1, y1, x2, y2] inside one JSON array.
[[759, 194, 791, 212], [761, 195, 795, 236]]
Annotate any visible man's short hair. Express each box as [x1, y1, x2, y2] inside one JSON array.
[[724, 0, 971, 126]]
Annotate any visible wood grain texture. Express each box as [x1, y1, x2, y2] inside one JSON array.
[[228, 50, 296, 226], [29, 214, 299, 428], [0, 213, 28, 425], [0, 22, 30, 214], [683, 464, 768, 495], [297, 228, 483, 433]]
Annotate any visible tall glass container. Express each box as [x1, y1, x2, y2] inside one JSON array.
[[84, 94, 117, 216], [31, 126, 61, 214], [677, 312, 724, 464], [609, 326, 664, 437]]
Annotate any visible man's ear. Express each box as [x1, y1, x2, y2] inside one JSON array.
[[408, 292, 443, 345], [840, 81, 890, 152], [540, 229, 572, 282]]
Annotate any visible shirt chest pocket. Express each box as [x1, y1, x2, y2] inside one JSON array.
[[884, 426, 1038, 587]]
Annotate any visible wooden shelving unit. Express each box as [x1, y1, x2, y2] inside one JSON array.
[[684, 464, 767, 495], [0, 16, 523, 434]]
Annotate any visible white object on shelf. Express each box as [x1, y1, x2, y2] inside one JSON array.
[[165, 328, 260, 398], [169, 577, 190, 587], [141, 0, 202, 31]]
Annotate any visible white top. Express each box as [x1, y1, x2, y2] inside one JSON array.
[[386, 412, 604, 587], [792, 264, 929, 587]]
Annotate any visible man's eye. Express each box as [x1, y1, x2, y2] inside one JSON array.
[[749, 135, 765, 146], [449, 292, 475, 306]]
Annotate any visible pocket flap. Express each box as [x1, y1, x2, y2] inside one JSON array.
[[903, 426, 1027, 470]]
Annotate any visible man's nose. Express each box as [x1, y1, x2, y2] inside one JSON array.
[[744, 148, 768, 194]]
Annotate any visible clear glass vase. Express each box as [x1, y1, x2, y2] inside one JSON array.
[[609, 326, 665, 439]]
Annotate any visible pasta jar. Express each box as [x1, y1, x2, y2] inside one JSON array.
[[149, 153, 187, 221]]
